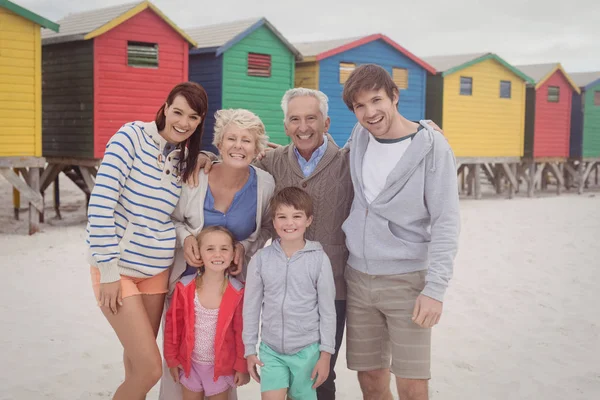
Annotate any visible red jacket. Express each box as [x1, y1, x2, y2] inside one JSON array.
[[164, 275, 247, 380]]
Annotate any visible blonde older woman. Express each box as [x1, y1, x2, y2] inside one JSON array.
[[160, 109, 275, 400]]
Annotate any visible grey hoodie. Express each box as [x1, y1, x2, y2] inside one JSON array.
[[242, 239, 336, 357], [342, 121, 460, 302]]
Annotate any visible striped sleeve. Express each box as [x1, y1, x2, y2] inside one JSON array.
[[87, 130, 136, 283]]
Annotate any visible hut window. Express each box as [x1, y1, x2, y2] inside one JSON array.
[[248, 53, 271, 77], [392, 67, 409, 90], [460, 77, 473, 96], [127, 42, 158, 68], [340, 62, 356, 84], [548, 86, 560, 102], [500, 81, 511, 99], [594, 91, 600, 106]]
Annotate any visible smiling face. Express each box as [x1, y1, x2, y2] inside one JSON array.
[[216, 125, 258, 168], [284, 95, 330, 160], [160, 95, 202, 144], [198, 230, 235, 275], [352, 88, 401, 140], [273, 204, 313, 243]]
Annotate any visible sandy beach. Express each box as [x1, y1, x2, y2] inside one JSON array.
[[1, 175, 599, 400]]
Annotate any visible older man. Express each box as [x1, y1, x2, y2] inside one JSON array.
[[196, 88, 353, 400]]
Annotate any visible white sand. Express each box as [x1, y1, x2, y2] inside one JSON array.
[[1, 175, 599, 399]]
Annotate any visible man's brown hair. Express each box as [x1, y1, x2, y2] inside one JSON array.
[[269, 186, 314, 218], [342, 64, 398, 111]]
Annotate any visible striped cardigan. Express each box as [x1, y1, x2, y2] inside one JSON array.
[[86, 121, 184, 283]]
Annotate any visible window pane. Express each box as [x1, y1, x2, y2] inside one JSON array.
[[248, 53, 271, 77], [340, 62, 356, 84], [548, 86, 560, 102], [127, 42, 158, 68], [500, 80, 511, 99], [460, 77, 472, 96], [393, 67, 408, 90], [594, 91, 600, 106]]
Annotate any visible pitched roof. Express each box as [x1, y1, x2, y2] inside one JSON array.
[[294, 36, 363, 58], [41, 1, 195, 46], [423, 52, 534, 83], [293, 34, 436, 74], [0, 0, 59, 31], [186, 17, 302, 60], [568, 71, 600, 88], [422, 53, 488, 72], [515, 63, 580, 93]]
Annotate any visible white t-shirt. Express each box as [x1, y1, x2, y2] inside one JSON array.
[[362, 129, 420, 203]]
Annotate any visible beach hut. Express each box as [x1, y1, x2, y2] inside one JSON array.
[[514, 63, 580, 194], [294, 34, 436, 146], [41, 1, 196, 160], [0, 0, 58, 234], [186, 18, 301, 150], [515, 63, 581, 160], [568, 71, 600, 192], [423, 53, 533, 198]]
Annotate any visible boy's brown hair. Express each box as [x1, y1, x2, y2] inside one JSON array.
[[342, 64, 399, 111], [269, 186, 314, 218]]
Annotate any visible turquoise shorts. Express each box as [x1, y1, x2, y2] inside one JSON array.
[[259, 342, 320, 400]]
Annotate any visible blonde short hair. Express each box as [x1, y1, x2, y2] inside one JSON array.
[[212, 109, 269, 154]]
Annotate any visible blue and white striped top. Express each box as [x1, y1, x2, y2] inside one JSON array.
[[86, 121, 184, 283]]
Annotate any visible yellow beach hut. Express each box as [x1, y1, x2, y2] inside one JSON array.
[[0, 0, 59, 157], [0, 0, 59, 234], [423, 53, 533, 198]]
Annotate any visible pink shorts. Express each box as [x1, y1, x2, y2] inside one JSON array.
[[179, 362, 235, 396]]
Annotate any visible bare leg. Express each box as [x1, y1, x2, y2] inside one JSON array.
[[208, 389, 231, 400], [262, 389, 288, 400], [357, 369, 394, 400], [182, 387, 205, 400], [395, 377, 428, 400], [101, 295, 163, 400]]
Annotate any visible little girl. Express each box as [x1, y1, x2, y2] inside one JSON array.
[[164, 226, 250, 400]]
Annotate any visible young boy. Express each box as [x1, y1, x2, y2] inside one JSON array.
[[243, 186, 336, 400]]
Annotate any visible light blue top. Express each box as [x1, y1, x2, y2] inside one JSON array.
[[293, 135, 328, 177], [203, 166, 258, 241]]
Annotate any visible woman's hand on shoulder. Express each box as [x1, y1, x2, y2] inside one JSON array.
[[186, 153, 213, 187], [229, 243, 245, 276], [184, 235, 203, 267]]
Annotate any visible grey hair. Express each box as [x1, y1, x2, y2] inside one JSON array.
[[281, 88, 329, 122], [212, 109, 269, 154]]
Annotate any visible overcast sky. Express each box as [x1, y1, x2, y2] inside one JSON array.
[[19, 0, 600, 72]]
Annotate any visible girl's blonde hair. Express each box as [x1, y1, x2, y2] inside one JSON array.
[[195, 226, 237, 293], [212, 108, 269, 155]]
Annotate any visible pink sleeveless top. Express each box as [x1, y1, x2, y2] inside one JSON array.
[[191, 294, 220, 365]]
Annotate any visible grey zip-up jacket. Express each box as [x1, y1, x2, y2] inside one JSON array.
[[342, 121, 460, 302], [242, 239, 336, 357]]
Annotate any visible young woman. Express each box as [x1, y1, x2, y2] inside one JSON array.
[[87, 82, 208, 399]]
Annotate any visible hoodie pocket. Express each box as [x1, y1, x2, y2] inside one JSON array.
[[364, 218, 428, 261]]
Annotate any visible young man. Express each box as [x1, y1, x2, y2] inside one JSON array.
[[243, 186, 336, 400], [341, 64, 460, 400]]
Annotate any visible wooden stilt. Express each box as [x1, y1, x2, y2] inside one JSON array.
[[495, 164, 503, 194], [54, 175, 61, 219], [474, 163, 482, 199], [528, 162, 535, 197], [466, 166, 474, 196], [28, 168, 41, 235]]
